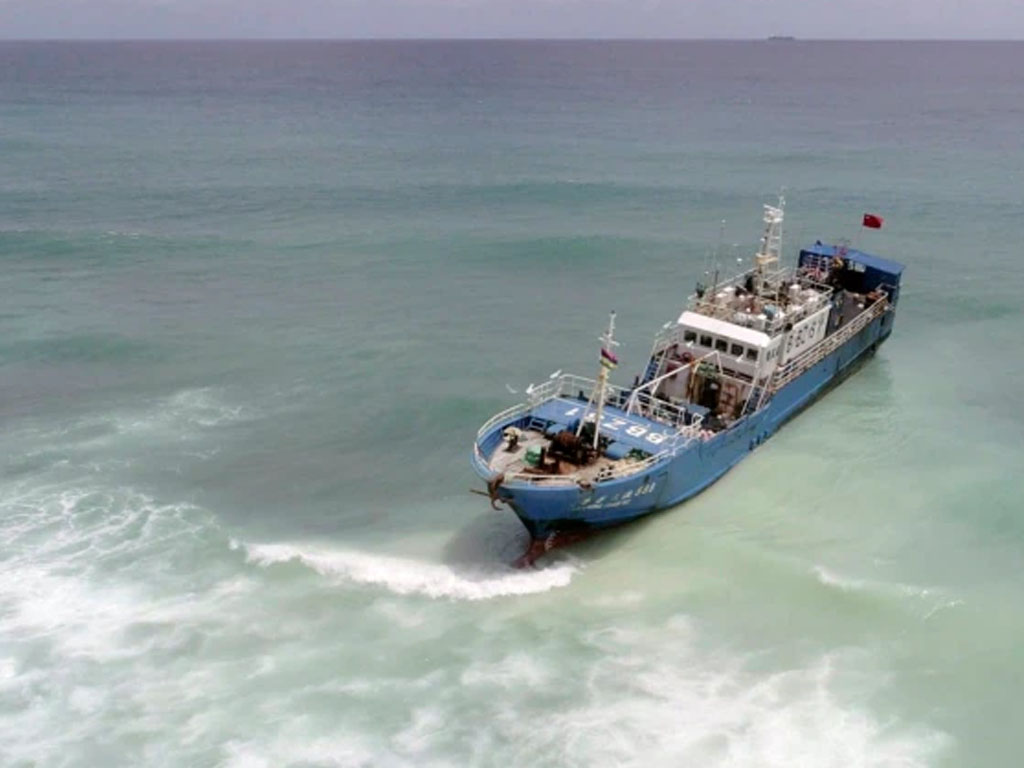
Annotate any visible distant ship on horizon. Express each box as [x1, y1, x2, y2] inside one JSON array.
[[767, 35, 796, 41]]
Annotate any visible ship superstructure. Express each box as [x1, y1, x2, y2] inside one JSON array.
[[471, 199, 904, 564]]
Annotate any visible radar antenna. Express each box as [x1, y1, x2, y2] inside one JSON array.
[[754, 192, 785, 292]]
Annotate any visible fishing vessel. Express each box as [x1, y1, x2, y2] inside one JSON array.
[[471, 199, 904, 565]]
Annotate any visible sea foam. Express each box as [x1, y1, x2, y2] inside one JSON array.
[[452, 617, 952, 768], [242, 542, 579, 601]]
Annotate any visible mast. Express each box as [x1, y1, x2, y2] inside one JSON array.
[[574, 311, 620, 450], [754, 192, 785, 293], [591, 311, 619, 450]]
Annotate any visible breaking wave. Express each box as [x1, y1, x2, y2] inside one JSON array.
[[0, 482, 949, 768], [812, 565, 964, 619], [0, 481, 259, 765], [241, 542, 580, 601]]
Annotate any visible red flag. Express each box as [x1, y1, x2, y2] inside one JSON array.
[[862, 213, 884, 229]]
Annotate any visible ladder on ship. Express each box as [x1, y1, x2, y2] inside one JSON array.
[[802, 252, 832, 280], [742, 385, 763, 416], [640, 348, 668, 385]]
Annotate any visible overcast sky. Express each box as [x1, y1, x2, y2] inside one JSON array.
[[2, 0, 1023, 40]]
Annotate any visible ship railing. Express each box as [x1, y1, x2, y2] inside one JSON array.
[[686, 265, 797, 304], [769, 298, 890, 391], [474, 401, 535, 441], [690, 297, 828, 337], [553, 374, 697, 439], [627, 364, 681, 405], [474, 371, 703, 486], [685, 267, 835, 336], [633, 346, 755, 393], [473, 373, 584, 439], [629, 346, 737, 401], [649, 321, 706, 356], [475, 374, 617, 440], [651, 322, 683, 353], [477, 372, 709, 443], [626, 391, 703, 438]]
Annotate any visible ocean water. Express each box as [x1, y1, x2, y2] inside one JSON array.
[[1, 40, 1022, 767]]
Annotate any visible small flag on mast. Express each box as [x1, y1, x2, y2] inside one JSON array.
[[600, 347, 618, 369], [862, 213, 884, 229]]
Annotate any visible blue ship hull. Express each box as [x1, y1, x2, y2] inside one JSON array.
[[472, 303, 896, 542]]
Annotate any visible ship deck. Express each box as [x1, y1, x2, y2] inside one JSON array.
[[485, 398, 682, 485], [529, 397, 678, 451], [487, 429, 629, 485]]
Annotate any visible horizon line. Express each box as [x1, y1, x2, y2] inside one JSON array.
[[1, 36, 1023, 43]]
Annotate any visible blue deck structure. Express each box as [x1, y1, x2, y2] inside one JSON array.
[[472, 201, 904, 564]]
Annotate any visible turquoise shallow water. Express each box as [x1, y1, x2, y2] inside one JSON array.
[[1, 40, 1023, 766]]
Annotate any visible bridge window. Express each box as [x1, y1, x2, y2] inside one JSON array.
[[730, 343, 744, 356], [715, 339, 728, 352], [746, 348, 758, 361], [700, 334, 712, 347], [684, 330, 697, 343]]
